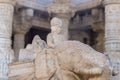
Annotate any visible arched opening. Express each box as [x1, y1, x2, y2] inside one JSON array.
[[25, 27, 50, 47]]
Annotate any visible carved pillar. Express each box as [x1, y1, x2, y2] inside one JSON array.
[[14, 33, 25, 61], [13, 8, 33, 61], [104, 0, 120, 79], [0, 0, 15, 79], [47, 1, 76, 40]]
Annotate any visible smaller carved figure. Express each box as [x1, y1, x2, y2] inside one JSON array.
[[32, 35, 47, 53], [19, 35, 46, 61], [47, 17, 66, 48]]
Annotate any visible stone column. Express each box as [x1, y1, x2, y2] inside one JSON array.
[[14, 33, 25, 61], [13, 8, 33, 61], [104, 0, 120, 79], [0, 0, 15, 79]]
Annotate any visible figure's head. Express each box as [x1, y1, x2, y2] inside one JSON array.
[[32, 35, 41, 43], [50, 17, 62, 34]]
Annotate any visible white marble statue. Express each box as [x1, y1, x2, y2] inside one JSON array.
[[8, 17, 117, 80], [47, 17, 66, 48]]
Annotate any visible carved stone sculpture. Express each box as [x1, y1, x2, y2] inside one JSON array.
[[8, 17, 116, 80], [9, 40, 115, 80], [19, 35, 46, 61]]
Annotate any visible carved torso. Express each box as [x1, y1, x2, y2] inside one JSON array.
[[47, 33, 66, 48]]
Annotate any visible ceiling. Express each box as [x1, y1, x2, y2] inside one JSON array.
[[32, 0, 95, 6], [17, 0, 103, 13]]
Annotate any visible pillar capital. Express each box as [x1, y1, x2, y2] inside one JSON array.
[[0, 0, 16, 5], [13, 9, 33, 34], [103, 0, 120, 5], [13, 15, 32, 34], [13, 20, 32, 34], [47, 1, 76, 19]]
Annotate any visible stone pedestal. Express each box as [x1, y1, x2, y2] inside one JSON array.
[[104, 0, 120, 79], [14, 33, 25, 61], [0, 0, 15, 79]]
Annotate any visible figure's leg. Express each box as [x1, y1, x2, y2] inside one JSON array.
[[72, 66, 103, 76], [89, 67, 112, 80]]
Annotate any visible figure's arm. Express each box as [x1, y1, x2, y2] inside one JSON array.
[[47, 33, 55, 48]]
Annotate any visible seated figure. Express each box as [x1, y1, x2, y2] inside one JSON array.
[[19, 35, 46, 61], [47, 17, 66, 48]]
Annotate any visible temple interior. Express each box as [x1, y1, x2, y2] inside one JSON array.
[[0, 0, 120, 80]]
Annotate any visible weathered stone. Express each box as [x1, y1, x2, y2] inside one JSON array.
[[8, 16, 113, 80], [8, 61, 34, 80]]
